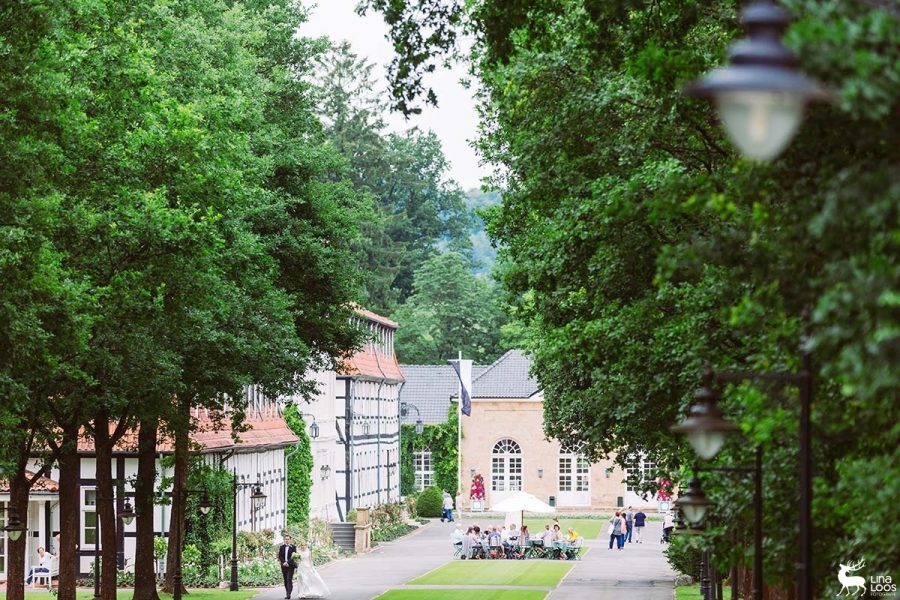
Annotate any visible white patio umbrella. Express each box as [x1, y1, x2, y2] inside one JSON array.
[[491, 491, 555, 529]]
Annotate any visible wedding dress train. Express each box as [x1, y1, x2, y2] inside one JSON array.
[[295, 548, 330, 599]]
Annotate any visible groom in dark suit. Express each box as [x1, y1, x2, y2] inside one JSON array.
[[277, 533, 297, 599]]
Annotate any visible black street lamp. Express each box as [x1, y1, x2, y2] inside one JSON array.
[[676, 448, 764, 600], [671, 376, 740, 460], [674, 359, 811, 598], [92, 495, 137, 600], [229, 470, 266, 592], [297, 412, 320, 440], [675, 477, 714, 527], [172, 489, 210, 600], [0, 507, 27, 541], [400, 402, 424, 435], [684, 1, 830, 161]]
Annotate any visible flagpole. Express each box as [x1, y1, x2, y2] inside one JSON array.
[[457, 350, 462, 503]]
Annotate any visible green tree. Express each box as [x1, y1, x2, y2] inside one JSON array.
[[392, 252, 507, 364], [314, 44, 474, 312], [364, 0, 900, 595]]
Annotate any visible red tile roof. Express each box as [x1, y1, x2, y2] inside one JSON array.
[[344, 347, 405, 382], [76, 410, 298, 455], [351, 303, 399, 329], [0, 470, 60, 493], [342, 305, 405, 382]]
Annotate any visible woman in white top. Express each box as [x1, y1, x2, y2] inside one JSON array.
[[295, 542, 330, 598]]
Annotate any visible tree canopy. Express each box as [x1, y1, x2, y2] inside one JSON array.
[[363, 0, 899, 594]]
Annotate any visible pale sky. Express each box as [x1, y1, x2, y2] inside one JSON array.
[[301, 0, 487, 191]]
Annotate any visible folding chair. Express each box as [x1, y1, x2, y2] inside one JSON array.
[[488, 536, 503, 559], [565, 537, 583, 560], [453, 542, 463, 558], [525, 539, 546, 559]]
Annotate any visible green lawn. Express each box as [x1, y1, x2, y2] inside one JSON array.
[[376, 591, 546, 600], [0, 590, 258, 600], [675, 584, 732, 599], [410, 560, 572, 587], [523, 517, 605, 539]]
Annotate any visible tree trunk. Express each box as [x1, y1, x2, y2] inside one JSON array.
[[132, 417, 160, 600], [94, 410, 119, 600], [163, 410, 188, 595], [57, 440, 80, 600], [6, 468, 29, 600]]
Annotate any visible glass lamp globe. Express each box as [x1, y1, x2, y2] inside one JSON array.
[[676, 477, 714, 527], [199, 494, 213, 515], [5, 512, 26, 541], [415, 419, 424, 435], [687, 429, 729, 461], [715, 91, 804, 161], [120, 500, 136, 525]]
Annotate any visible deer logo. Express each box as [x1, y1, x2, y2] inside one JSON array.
[[838, 559, 867, 597]]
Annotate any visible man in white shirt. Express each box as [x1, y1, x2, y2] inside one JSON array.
[[25, 547, 54, 586]]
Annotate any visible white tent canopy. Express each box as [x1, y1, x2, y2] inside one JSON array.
[[492, 491, 555, 530], [492, 491, 555, 513]]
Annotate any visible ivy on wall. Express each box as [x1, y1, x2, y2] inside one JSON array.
[[184, 461, 235, 571], [284, 406, 313, 526], [400, 407, 458, 496]]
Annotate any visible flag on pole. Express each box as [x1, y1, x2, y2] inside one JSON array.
[[449, 358, 473, 416]]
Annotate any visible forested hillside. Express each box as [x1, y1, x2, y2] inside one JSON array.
[[310, 43, 508, 364]]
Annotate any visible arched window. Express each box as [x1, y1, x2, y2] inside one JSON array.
[[491, 439, 522, 492]]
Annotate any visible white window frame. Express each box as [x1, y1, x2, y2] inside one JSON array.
[[0, 500, 7, 576], [491, 439, 523, 492], [413, 450, 433, 491], [625, 456, 657, 492], [559, 448, 590, 494], [82, 488, 98, 547]]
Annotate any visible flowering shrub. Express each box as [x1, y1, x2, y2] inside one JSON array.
[[470, 473, 485, 500]]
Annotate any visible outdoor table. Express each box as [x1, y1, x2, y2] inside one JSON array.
[[551, 540, 569, 559], [525, 539, 545, 559]]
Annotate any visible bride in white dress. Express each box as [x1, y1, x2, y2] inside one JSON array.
[[295, 542, 330, 598]]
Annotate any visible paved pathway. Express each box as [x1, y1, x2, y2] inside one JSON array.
[[257, 520, 453, 600], [257, 518, 675, 600], [549, 520, 676, 600]]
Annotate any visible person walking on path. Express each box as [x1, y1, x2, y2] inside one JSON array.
[[633, 509, 647, 543], [608, 511, 626, 550], [625, 507, 634, 543], [278, 533, 298, 599], [441, 490, 455, 522], [295, 541, 330, 598], [662, 512, 674, 543]]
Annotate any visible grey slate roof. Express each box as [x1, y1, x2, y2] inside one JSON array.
[[472, 349, 540, 399], [399, 350, 539, 425]]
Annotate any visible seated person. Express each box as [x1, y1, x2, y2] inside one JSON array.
[[25, 547, 53, 586], [567, 527, 579, 542], [488, 527, 503, 558], [451, 527, 464, 544], [541, 524, 554, 546]]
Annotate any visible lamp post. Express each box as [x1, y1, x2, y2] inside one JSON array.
[[172, 491, 212, 600], [91, 497, 136, 600], [400, 402, 424, 435], [673, 363, 810, 598], [0, 507, 27, 541], [229, 470, 266, 592], [675, 449, 764, 600], [297, 412, 320, 440], [683, 0, 830, 161]]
